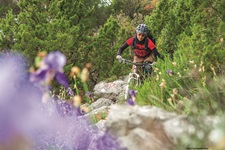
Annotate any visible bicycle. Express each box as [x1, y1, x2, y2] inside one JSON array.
[[117, 57, 156, 100]]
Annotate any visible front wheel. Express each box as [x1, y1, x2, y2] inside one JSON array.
[[141, 70, 154, 82], [124, 76, 140, 100]]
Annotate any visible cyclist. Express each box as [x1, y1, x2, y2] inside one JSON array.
[[116, 24, 160, 72]]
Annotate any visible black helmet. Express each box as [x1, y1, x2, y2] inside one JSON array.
[[136, 24, 149, 35]]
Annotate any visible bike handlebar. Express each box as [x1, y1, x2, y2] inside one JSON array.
[[117, 58, 156, 66]]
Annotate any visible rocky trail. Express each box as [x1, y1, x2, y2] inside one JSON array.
[[84, 79, 221, 150]]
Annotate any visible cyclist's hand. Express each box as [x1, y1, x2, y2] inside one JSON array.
[[116, 55, 123, 63], [116, 55, 122, 60]]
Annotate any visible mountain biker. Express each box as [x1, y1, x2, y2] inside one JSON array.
[[116, 24, 160, 71]]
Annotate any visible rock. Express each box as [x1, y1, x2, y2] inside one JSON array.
[[105, 104, 196, 150], [163, 116, 195, 144], [95, 120, 106, 131], [93, 80, 127, 102], [90, 106, 109, 115], [119, 128, 168, 150], [91, 79, 224, 149], [89, 98, 114, 110]]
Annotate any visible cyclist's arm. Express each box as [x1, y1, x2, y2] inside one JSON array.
[[117, 37, 134, 55], [147, 38, 156, 50], [147, 39, 162, 60], [152, 48, 161, 59], [117, 43, 129, 55]]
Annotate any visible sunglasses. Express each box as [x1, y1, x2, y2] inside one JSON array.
[[137, 33, 146, 37]]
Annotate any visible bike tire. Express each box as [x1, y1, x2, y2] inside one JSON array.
[[124, 77, 140, 100], [143, 70, 154, 81]]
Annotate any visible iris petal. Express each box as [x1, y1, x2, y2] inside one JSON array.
[[55, 72, 69, 88], [44, 51, 66, 71], [127, 98, 135, 106], [129, 90, 136, 97], [30, 69, 48, 83]]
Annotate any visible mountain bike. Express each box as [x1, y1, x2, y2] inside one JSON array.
[[117, 57, 155, 100]]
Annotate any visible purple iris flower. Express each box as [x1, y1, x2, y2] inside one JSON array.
[[44, 51, 66, 71], [129, 90, 137, 98], [96, 132, 125, 150], [67, 87, 75, 97], [126, 90, 137, 106], [55, 99, 85, 117], [0, 52, 124, 149], [126, 98, 135, 106], [166, 70, 175, 75], [30, 51, 75, 102], [86, 91, 94, 99], [30, 51, 69, 89]]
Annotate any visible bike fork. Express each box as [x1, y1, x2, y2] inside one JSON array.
[[124, 73, 140, 100]]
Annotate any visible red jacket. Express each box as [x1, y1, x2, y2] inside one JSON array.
[[117, 36, 156, 58]]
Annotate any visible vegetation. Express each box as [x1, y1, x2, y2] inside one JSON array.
[[0, 0, 225, 148]]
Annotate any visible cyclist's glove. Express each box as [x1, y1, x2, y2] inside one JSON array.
[[116, 55, 122, 63], [152, 48, 164, 61], [116, 55, 122, 60]]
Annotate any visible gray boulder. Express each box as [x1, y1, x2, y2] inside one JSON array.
[[105, 104, 195, 150]]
